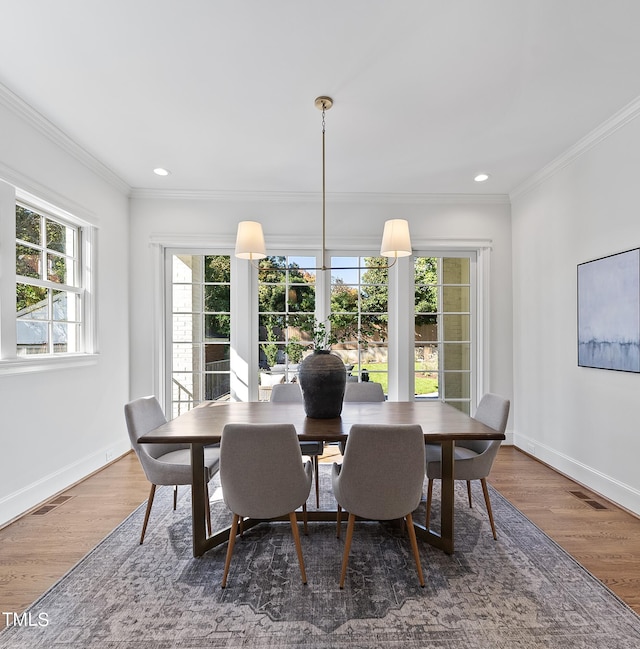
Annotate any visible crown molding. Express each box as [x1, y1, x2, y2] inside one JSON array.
[[130, 187, 510, 204], [150, 232, 492, 252], [510, 94, 640, 200], [0, 82, 130, 196]]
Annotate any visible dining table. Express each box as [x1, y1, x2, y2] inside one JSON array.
[[139, 399, 505, 557]]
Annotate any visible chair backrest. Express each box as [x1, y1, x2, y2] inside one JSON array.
[[270, 382, 303, 403], [336, 424, 425, 520], [459, 393, 510, 455], [474, 393, 510, 433], [343, 382, 385, 402], [220, 423, 311, 519], [124, 396, 187, 461]]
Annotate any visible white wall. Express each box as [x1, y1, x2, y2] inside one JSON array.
[[511, 112, 640, 515], [0, 100, 131, 526], [128, 193, 513, 424]]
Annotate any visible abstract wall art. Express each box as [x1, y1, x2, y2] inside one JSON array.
[[577, 248, 640, 372]]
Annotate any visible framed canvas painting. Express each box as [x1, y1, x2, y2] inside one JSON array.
[[577, 248, 640, 372]]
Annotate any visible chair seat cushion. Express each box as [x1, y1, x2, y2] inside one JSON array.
[[425, 443, 481, 481], [425, 444, 478, 463], [154, 446, 220, 485]]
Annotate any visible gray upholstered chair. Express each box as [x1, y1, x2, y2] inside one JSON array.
[[270, 382, 323, 506], [124, 396, 220, 544], [343, 381, 385, 402], [220, 423, 313, 588], [338, 381, 386, 454], [425, 393, 510, 540], [332, 424, 426, 588]]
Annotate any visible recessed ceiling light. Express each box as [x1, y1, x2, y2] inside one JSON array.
[[474, 173, 490, 182], [153, 168, 170, 176]]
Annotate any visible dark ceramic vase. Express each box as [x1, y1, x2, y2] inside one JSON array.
[[298, 350, 346, 418]]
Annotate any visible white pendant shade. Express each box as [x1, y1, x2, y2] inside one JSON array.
[[235, 221, 267, 260], [380, 219, 412, 258]]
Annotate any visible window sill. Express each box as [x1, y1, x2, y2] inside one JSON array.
[[0, 353, 99, 375]]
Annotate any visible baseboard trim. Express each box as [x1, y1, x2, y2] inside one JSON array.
[[513, 434, 640, 517], [0, 440, 133, 529]]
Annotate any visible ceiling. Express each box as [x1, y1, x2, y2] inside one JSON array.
[[1, 0, 640, 196]]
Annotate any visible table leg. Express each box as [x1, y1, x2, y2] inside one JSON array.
[[413, 439, 455, 554], [439, 439, 455, 554], [190, 443, 207, 557]]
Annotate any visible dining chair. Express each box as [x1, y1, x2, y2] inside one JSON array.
[[124, 396, 220, 544], [270, 382, 323, 507], [338, 381, 385, 454], [343, 381, 385, 402], [425, 393, 510, 540], [331, 423, 426, 588], [220, 423, 313, 588]]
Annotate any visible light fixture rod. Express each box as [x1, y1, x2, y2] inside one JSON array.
[[321, 99, 328, 270]]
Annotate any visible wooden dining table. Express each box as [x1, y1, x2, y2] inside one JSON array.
[[139, 399, 504, 557]]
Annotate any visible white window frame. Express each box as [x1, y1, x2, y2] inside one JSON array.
[[0, 181, 97, 374], [257, 253, 318, 385], [327, 251, 391, 388], [412, 251, 477, 412], [164, 250, 233, 417]]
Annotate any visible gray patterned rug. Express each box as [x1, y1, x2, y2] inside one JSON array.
[[2, 465, 639, 648]]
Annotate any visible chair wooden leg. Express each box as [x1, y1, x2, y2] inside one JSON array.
[[425, 479, 433, 529], [405, 513, 425, 587], [205, 483, 212, 537], [302, 503, 309, 535], [339, 513, 356, 589], [140, 484, 156, 545], [336, 504, 342, 538], [173, 485, 178, 510], [467, 480, 473, 508], [480, 478, 497, 540], [221, 513, 240, 588], [289, 512, 308, 584], [314, 455, 320, 507]]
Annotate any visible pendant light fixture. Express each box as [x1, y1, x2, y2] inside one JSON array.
[[234, 96, 412, 270]]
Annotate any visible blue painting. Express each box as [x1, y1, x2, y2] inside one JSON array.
[[578, 248, 640, 372]]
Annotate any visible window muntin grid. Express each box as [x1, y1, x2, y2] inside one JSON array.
[[15, 203, 82, 356], [330, 256, 389, 391], [414, 256, 472, 414], [258, 256, 316, 391], [170, 254, 231, 417]]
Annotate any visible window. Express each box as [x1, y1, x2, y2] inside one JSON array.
[[257, 256, 316, 395], [414, 255, 474, 413], [15, 203, 84, 356], [330, 256, 389, 391], [170, 254, 231, 417]]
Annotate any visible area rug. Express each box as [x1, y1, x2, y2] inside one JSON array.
[[1, 466, 639, 648]]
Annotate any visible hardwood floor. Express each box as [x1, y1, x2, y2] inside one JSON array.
[[1, 446, 639, 632], [0, 452, 150, 630], [488, 446, 640, 614]]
